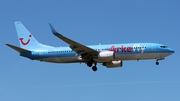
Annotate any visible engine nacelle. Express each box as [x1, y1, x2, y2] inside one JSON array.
[[97, 51, 115, 62], [103, 60, 123, 68]]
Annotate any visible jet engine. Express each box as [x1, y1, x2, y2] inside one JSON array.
[[97, 51, 115, 62], [103, 60, 123, 68]]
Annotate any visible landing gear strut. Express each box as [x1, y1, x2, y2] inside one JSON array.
[[155, 58, 164, 65], [92, 63, 97, 71], [87, 62, 97, 71]]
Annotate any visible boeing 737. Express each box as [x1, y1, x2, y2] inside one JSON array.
[[6, 21, 174, 71]]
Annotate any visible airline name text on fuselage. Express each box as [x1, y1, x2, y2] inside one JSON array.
[[110, 44, 146, 53]]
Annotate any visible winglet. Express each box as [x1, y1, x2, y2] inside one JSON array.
[[49, 23, 59, 35]]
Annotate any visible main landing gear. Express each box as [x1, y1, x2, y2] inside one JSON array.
[[87, 62, 97, 71], [92, 65, 97, 71], [87, 62, 93, 67]]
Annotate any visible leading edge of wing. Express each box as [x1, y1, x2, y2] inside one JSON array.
[[49, 23, 98, 54]]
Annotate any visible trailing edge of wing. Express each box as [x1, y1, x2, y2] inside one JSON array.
[[49, 23, 98, 55], [6, 44, 30, 52]]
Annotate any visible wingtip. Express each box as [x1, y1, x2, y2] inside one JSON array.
[[14, 21, 22, 24], [49, 23, 58, 35], [5, 43, 10, 46]]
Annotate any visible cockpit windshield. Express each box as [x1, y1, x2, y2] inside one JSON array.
[[160, 46, 167, 48]]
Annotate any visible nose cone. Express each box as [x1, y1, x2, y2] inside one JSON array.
[[168, 48, 175, 54]]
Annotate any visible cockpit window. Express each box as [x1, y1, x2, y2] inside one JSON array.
[[160, 46, 167, 48]]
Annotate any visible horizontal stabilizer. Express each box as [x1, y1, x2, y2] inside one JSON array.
[[6, 44, 30, 52]]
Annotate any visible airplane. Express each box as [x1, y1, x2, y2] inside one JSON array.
[[6, 21, 174, 71]]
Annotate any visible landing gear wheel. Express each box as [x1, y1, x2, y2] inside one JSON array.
[[87, 62, 93, 67], [156, 62, 159, 65], [92, 66, 97, 71]]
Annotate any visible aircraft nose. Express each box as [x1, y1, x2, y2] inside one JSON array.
[[168, 48, 174, 54]]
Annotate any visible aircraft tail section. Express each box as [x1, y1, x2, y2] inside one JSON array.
[[14, 21, 53, 50], [6, 44, 30, 52]]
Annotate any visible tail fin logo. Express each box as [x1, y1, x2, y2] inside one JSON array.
[[19, 34, 32, 45]]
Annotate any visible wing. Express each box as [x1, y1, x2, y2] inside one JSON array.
[[49, 23, 98, 60]]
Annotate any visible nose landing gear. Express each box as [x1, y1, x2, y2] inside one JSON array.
[[155, 58, 165, 65], [156, 61, 159, 65]]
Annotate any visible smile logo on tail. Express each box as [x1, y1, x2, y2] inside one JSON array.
[[19, 34, 32, 45]]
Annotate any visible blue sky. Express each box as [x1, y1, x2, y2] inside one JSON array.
[[0, 0, 180, 101]]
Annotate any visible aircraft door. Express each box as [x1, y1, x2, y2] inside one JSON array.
[[152, 45, 156, 51], [39, 51, 43, 56]]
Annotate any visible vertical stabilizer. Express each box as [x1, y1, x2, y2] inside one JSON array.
[[15, 21, 53, 50]]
